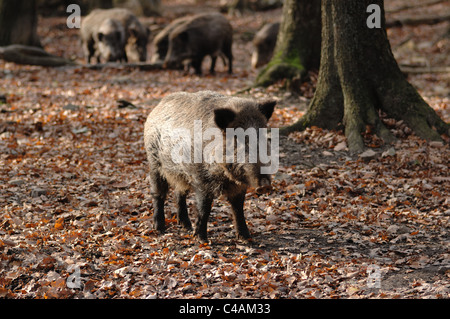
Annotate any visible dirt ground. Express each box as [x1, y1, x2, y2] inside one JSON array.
[[0, 0, 449, 299]]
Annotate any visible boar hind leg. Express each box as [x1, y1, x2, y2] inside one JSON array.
[[150, 172, 168, 234], [228, 191, 251, 240], [223, 42, 233, 74], [193, 191, 214, 242], [175, 191, 192, 231], [209, 56, 217, 75]]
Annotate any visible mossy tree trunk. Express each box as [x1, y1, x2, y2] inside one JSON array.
[[255, 0, 321, 87], [281, 0, 449, 153], [0, 0, 41, 47]]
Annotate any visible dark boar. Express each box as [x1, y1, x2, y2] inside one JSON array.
[[163, 13, 233, 75], [125, 18, 150, 62], [144, 91, 277, 242], [81, 8, 149, 63], [251, 22, 280, 68], [150, 16, 190, 64]]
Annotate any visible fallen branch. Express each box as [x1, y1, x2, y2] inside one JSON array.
[[386, 12, 450, 28], [386, 0, 448, 14], [400, 65, 450, 74], [0, 44, 76, 67], [84, 62, 163, 71]]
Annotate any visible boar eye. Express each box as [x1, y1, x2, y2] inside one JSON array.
[[214, 108, 236, 130], [98, 33, 104, 42]]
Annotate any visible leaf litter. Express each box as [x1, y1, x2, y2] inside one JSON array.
[[0, 0, 449, 299]]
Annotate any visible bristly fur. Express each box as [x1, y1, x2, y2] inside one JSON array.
[[144, 90, 276, 241]]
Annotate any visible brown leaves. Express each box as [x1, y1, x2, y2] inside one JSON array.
[[1, 0, 449, 299]]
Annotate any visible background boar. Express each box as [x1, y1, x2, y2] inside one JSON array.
[[125, 19, 150, 62], [81, 8, 149, 63], [144, 91, 276, 242], [150, 16, 190, 64], [251, 22, 280, 68], [163, 13, 233, 75], [95, 19, 126, 63]]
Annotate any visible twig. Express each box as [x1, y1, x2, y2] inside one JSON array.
[[400, 65, 450, 74], [83, 62, 163, 70], [386, 0, 448, 14], [386, 12, 450, 28]]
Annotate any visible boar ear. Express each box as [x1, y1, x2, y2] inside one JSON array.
[[257, 100, 276, 120], [214, 108, 236, 130]]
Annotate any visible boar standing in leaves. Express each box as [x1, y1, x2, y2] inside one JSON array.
[[251, 22, 280, 68], [144, 91, 277, 242], [163, 13, 233, 75], [81, 8, 149, 63]]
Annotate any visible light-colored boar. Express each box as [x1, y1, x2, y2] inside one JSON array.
[[81, 8, 149, 63]]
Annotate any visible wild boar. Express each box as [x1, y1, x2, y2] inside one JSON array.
[[96, 19, 126, 63], [251, 22, 280, 68], [150, 16, 190, 64], [144, 91, 277, 242], [81, 8, 149, 63], [124, 19, 150, 62], [163, 13, 233, 75], [81, 17, 126, 63]]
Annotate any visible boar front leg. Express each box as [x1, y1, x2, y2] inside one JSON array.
[[150, 171, 168, 234], [191, 57, 204, 75], [193, 191, 214, 242], [228, 191, 251, 241], [175, 191, 192, 231], [83, 38, 96, 64]]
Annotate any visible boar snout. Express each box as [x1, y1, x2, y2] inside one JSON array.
[[256, 176, 272, 194]]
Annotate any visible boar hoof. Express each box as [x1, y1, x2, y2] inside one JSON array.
[[236, 234, 253, 244], [178, 219, 193, 231], [193, 231, 209, 244], [195, 236, 209, 245], [155, 224, 166, 235], [236, 228, 252, 242], [256, 184, 272, 194]]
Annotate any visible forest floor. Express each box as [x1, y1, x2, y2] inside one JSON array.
[[0, 0, 449, 299]]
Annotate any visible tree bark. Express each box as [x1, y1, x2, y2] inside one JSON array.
[[281, 0, 449, 153], [255, 0, 321, 87], [0, 0, 41, 47]]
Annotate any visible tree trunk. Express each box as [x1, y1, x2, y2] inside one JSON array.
[[255, 0, 321, 87], [281, 0, 449, 153], [0, 0, 41, 47]]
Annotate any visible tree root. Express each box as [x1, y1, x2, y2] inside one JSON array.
[[0, 44, 75, 67], [280, 0, 449, 154], [255, 62, 305, 87]]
